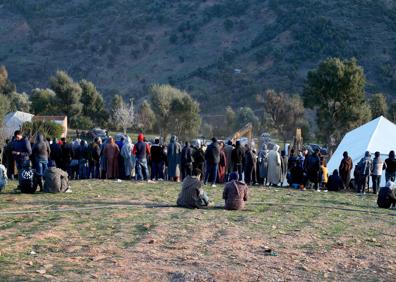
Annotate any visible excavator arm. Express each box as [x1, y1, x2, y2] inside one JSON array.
[[231, 123, 253, 144]]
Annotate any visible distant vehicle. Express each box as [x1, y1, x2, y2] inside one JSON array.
[[307, 144, 328, 156], [88, 128, 107, 139]]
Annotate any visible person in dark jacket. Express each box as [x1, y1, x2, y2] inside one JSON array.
[[204, 138, 220, 187], [150, 138, 166, 180], [12, 130, 32, 171], [192, 144, 205, 180], [384, 151, 396, 182], [327, 169, 343, 191], [305, 149, 321, 190], [231, 141, 244, 180], [243, 145, 256, 185], [288, 160, 306, 189], [133, 133, 150, 181], [177, 168, 209, 209], [18, 160, 38, 194], [50, 138, 62, 169], [32, 133, 51, 189], [377, 181, 396, 209], [181, 142, 193, 180], [60, 138, 72, 173], [44, 161, 69, 193], [90, 137, 102, 179]]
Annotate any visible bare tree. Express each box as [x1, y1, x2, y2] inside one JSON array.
[[112, 99, 135, 134]]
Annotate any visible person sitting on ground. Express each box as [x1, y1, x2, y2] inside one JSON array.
[[18, 160, 37, 194], [223, 172, 249, 210], [288, 160, 306, 189], [0, 163, 7, 192], [177, 168, 209, 209], [377, 181, 396, 209], [327, 169, 343, 192], [44, 161, 70, 193]]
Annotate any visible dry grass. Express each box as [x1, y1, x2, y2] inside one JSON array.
[[0, 180, 395, 281]]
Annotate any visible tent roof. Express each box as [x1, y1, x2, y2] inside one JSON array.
[[328, 116, 396, 174], [4, 111, 34, 125]]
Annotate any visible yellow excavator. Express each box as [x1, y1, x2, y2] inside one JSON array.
[[231, 123, 253, 144]]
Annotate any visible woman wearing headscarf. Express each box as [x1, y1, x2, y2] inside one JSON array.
[[267, 144, 282, 186], [258, 144, 269, 185], [121, 137, 134, 180], [103, 137, 120, 179], [167, 135, 181, 181], [217, 141, 227, 183]]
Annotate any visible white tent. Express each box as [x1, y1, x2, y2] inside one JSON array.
[[2, 111, 34, 138], [328, 116, 396, 186]]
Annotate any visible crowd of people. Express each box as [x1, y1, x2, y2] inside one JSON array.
[[1, 129, 396, 210]]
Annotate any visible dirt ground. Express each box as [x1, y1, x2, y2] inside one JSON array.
[[0, 180, 395, 281]]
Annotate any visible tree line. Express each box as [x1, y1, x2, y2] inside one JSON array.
[[0, 67, 201, 140], [1, 57, 396, 146]]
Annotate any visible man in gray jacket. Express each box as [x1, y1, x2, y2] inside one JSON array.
[[44, 161, 69, 193]]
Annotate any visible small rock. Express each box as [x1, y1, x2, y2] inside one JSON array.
[[30, 251, 36, 255], [27, 261, 33, 266], [36, 269, 46, 274], [272, 225, 277, 230], [148, 239, 155, 244]]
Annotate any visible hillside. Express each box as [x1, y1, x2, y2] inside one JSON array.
[[1, 0, 396, 113]]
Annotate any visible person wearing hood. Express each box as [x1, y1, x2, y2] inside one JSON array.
[[44, 160, 69, 193], [167, 135, 181, 181], [258, 144, 269, 185], [339, 151, 353, 190], [384, 151, 396, 182], [327, 169, 343, 191], [231, 141, 244, 180], [177, 168, 209, 209], [192, 143, 205, 180], [357, 151, 373, 194], [181, 141, 193, 180], [90, 137, 102, 179], [150, 138, 166, 180], [121, 137, 134, 180], [372, 151, 384, 194], [204, 137, 220, 187], [50, 138, 62, 169], [103, 137, 120, 179], [32, 133, 51, 189], [377, 181, 396, 209], [133, 133, 150, 181], [223, 172, 249, 210], [243, 144, 256, 185], [267, 144, 282, 186], [305, 148, 321, 190], [60, 137, 72, 173]]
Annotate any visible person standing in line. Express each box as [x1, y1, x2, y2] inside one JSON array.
[[372, 151, 384, 194], [150, 138, 166, 180], [204, 138, 220, 187], [217, 141, 227, 184], [167, 136, 181, 182], [267, 144, 282, 187], [121, 137, 134, 180], [224, 140, 234, 182], [181, 141, 193, 181], [32, 133, 50, 191], [384, 151, 396, 182], [231, 141, 244, 181], [103, 137, 120, 179], [133, 133, 150, 181], [12, 130, 32, 171], [339, 151, 353, 189], [357, 151, 373, 194], [258, 144, 269, 186]]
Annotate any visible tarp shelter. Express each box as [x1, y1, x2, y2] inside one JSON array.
[[328, 116, 396, 186], [3, 111, 34, 138]]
